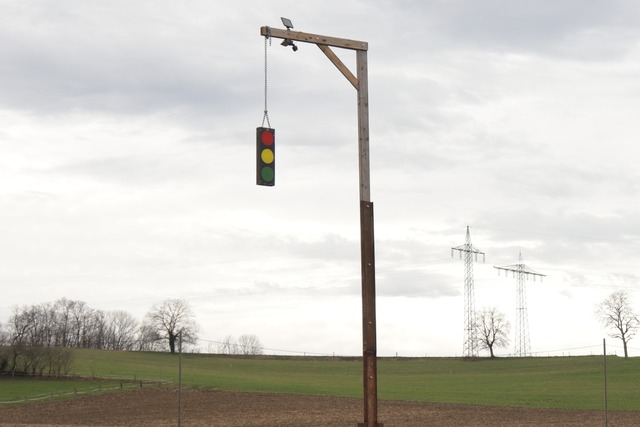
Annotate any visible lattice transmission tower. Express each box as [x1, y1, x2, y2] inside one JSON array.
[[494, 252, 545, 357], [451, 226, 485, 358]]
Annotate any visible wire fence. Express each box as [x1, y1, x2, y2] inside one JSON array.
[[0, 375, 172, 405]]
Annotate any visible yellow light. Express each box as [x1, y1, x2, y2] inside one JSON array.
[[261, 149, 274, 164]]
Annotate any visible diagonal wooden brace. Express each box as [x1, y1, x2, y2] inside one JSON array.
[[317, 44, 358, 90]]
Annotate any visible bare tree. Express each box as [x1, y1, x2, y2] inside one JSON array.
[[144, 299, 198, 353], [475, 307, 510, 358], [3, 305, 76, 375], [137, 320, 163, 351], [7, 305, 36, 347], [596, 291, 639, 358], [237, 334, 264, 355], [217, 335, 237, 354], [69, 300, 91, 348], [53, 298, 74, 347], [0, 321, 7, 345], [104, 310, 139, 350], [31, 303, 50, 347]]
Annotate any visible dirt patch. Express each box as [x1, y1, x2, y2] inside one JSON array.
[[0, 389, 637, 426]]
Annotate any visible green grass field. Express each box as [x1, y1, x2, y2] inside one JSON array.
[[2, 349, 639, 410]]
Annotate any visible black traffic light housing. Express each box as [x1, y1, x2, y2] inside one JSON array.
[[256, 127, 275, 186]]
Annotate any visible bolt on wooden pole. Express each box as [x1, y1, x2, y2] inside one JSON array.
[[259, 25, 381, 427]]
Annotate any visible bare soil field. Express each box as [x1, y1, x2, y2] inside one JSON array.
[[1, 389, 638, 426]]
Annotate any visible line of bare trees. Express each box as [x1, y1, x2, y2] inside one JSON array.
[[0, 298, 203, 376], [1, 298, 148, 352], [216, 334, 264, 355]]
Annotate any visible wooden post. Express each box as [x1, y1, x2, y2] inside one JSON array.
[[604, 338, 608, 427], [260, 25, 380, 427], [356, 49, 370, 203], [178, 331, 183, 427], [359, 200, 378, 427]]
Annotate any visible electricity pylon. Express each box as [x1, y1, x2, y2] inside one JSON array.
[[451, 226, 485, 358], [494, 252, 545, 357]]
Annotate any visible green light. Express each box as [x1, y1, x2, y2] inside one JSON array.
[[261, 166, 274, 182]]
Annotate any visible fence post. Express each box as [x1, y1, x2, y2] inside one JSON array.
[[604, 338, 608, 427]]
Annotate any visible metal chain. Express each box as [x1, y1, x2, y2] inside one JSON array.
[[261, 29, 271, 128]]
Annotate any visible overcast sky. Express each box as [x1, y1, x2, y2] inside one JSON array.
[[1, 0, 639, 357]]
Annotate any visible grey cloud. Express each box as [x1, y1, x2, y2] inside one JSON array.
[[0, 2, 259, 119], [476, 209, 640, 268], [393, 0, 640, 58]]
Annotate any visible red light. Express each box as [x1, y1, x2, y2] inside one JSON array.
[[260, 130, 274, 146]]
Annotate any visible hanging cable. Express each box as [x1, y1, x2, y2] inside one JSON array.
[[262, 29, 271, 128]]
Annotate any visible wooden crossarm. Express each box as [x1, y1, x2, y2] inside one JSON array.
[[260, 26, 368, 51]]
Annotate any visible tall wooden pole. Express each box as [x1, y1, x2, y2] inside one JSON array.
[[259, 25, 380, 427], [356, 49, 379, 427]]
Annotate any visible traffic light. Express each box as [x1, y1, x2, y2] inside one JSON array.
[[256, 127, 275, 186]]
